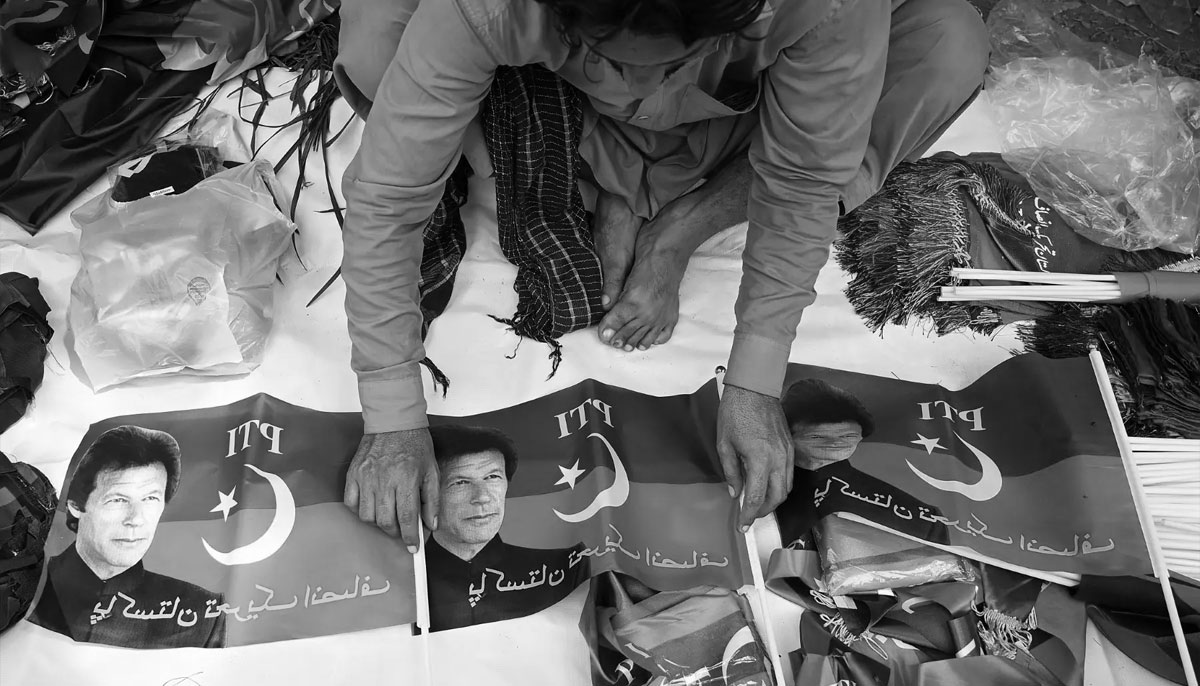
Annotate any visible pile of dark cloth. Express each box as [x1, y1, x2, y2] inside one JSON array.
[[0, 273, 51, 433], [0, 0, 339, 230], [1020, 297, 1200, 439]]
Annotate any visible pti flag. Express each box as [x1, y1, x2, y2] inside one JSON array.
[[424, 376, 751, 632], [26, 395, 416, 648], [26, 377, 752, 646], [775, 353, 1152, 578]]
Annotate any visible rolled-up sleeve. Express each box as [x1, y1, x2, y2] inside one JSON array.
[[725, 0, 889, 398], [341, 0, 498, 433]]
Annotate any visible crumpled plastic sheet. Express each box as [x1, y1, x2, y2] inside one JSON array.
[[67, 159, 295, 390], [986, 0, 1200, 254]]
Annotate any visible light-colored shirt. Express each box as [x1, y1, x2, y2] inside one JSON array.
[[342, 0, 889, 433]]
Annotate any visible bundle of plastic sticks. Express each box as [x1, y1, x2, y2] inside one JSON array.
[[1131, 437, 1200, 577], [940, 268, 1200, 304]]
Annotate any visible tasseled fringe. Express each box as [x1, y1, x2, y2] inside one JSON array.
[[489, 315, 564, 380], [836, 158, 1014, 335], [976, 605, 1037, 659], [420, 357, 450, 397]]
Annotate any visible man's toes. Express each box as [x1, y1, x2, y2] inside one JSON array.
[[613, 319, 646, 352], [599, 303, 640, 349], [625, 325, 656, 351], [654, 323, 676, 345], [637, 328, 658, 351]]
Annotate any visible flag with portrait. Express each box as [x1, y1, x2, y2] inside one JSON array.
[[27, 394, 415, 648], [773, 353, 1152, 581], [26, 378, 753, 648], [423, 377, 750, 632]]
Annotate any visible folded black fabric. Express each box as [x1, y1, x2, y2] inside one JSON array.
[[110, 145, 225, 202]]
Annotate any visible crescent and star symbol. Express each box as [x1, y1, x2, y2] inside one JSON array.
[[555, 460, 585, 489], [905, 432, 1002, 502], [210, 488, 238, 522], [910, 434, 944, 454], [720, 626, 756, 682], [0, 0, 68, 30], [553, 433, 629, 523], [202, 464, 296, 566]]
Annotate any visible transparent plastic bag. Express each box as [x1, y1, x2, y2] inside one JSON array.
[[67, 159, 295, 389], [986, 0, 1200, 254], [813, 516, 974, 596], [987, 0, 1133, 71]]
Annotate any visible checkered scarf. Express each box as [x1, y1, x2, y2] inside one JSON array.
[[418, 65, 602, 383]]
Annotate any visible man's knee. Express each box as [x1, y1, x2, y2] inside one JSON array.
[[898, 0, 990, 93], [333, 0, 418, 118], [939, 0, 990, 84]]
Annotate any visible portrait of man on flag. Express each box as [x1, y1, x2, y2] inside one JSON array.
[[783, 378, 875, 471], [425, 424, 588, 632], [776, 378, 950, 547], [28, 425, 226, 648]]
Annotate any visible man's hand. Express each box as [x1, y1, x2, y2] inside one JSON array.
[[717, 384, 795, 531], [344, 429, 439, 552]]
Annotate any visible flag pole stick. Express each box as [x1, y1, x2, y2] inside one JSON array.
[[1090, 349, 1197, 686], [415, 519, 434, 686], [743, 518, 789, 686], [1130, 438, 1200, 452]]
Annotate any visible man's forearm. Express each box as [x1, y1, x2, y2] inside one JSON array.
[[339, 0, 506, 432], [341, 166, 440, 434]]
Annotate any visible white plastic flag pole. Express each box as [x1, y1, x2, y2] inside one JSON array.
[[742, 505, 790, 686], [1090, 349, 1197, 686], [414, 519, 434, 686], [1130, 437, 1200, 452]]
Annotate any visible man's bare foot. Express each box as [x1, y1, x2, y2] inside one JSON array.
[[597, 154, 753, 351], [598, 221, 687, 352], [592, 192, 643, 311]]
